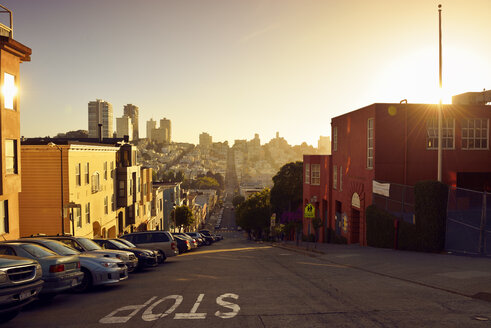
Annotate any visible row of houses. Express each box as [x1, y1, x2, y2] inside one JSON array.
[[303, 101, 491, 245]]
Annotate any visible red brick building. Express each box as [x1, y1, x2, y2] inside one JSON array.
[[304, 102, 491, 245]]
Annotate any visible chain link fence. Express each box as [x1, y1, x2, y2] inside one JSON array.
[[372, 182, 415, 223], [446, 187, 489, 256]]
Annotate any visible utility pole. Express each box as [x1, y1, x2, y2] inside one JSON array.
[[437, 4, 443, 182]]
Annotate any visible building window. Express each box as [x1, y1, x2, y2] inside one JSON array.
[[119, 181, 125, 197], [91, 172, 100, 193], [367, 118, 374, 169], [75, 163, 81, 186], [340, 166, 343, 191], [333, 126, 338, 151], [110, 161, 115, 179], [462, 118, 489, 150], [76, 208, 82, 228], [311, 164, 320, 185], [143, 182, 147, 195], [138, 177, 141, 193], [111, 194, 115, 211], [104, 161, 108, 180], [333, 165, 338, 190], [85, 203, 91, 224], [426, 117, 455, 149], [104, 196, 108, 214], [3, 73, 17, 110], [136, 205, 140, 217], [129, 179, 133, 196], [0, 200, 9, 234], [5, 140, 17, 174], [305, 164, 310, 184], [85, 163, 90, 184]]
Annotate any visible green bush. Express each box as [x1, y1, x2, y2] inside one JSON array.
[[414, 180, 448, 252], [366, 205, 394, 248], [397, 219, 419, 251], [327, 228, 347, 244]]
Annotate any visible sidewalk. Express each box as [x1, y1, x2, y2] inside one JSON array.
[[273, 240, 491, 302]]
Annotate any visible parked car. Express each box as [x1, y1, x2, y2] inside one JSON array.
[[198, 230, 215, 245], [115, 238, 164, 264], [0, 242, 82, 299], [17, 238, 128, 292], [120, 231, 178, 262], [37, 236, 138, 273], [172, 233, 198, 249], [92, 239, 158, 270], [0, 255, 43, 323], [185, 232, 208, 246], [172, 235, 191, 254]]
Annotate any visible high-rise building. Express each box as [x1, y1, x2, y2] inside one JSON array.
[[160, 118, 171, 143], [146, 118, 156, 140], [123, 104, 139, 139], [318, 136, 331, 154], [199, 132, 212, 147], [88, 99, 113, 139], [116, 115, 133, 140]]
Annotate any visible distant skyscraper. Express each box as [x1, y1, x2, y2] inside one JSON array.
[[160, 118, 171, 143], [146, 118, 156, 140], [199, 132, 212, 147], [318, 136, 331, 154], [123, 104, 139, 139], [88, 99, 113, 139], [116, 115, 133, 140]]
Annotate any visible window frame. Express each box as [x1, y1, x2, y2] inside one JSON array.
[[85, 163, 90, 184], [85, 203, 91, 224], [333, 165, 338, 190], [75, 163, 81, 186], [461, 118, 489, 150], [5, 139, 18, 175], [426, 117, 455, 150], [305, 163, 310, 184], [0, 200, 9, 235], [333, 126, 338, 152], [311, 164, 320, 185], [367, 118, 374, 169], [3, 73, 17, 110]]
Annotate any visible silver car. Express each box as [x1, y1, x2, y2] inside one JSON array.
[[17, 238, 128, 292], [43, 236, 138, 273], [0, 242, 83, 299]]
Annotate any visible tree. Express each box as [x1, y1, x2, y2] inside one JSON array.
[[175, 171, 185, 182], [270, 161, 303, 215], [235, 189, 271, 240], [196, 176, 220, 190], [173, 205, 195, 232], [232, 195, 245, 208]]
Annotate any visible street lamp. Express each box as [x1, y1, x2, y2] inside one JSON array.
[[48, 142, 64, 234]]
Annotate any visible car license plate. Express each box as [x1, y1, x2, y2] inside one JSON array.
[[18, 290, 31, 301], [71, 279, 79, 287]]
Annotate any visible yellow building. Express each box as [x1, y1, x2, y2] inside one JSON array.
[[20, 142, 120, 238], [136, 167, 153, 231], [0, 22, 32, 240]]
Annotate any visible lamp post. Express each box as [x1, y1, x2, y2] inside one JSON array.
[[48, 142, 64, 234], [437, 4, 443, 182]]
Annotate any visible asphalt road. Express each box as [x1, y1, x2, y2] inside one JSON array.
[[5, 232, 491, 328]]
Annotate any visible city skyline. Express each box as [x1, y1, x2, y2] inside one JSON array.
[[3, 0, 490, 146]]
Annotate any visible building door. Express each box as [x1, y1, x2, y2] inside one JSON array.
[[351, 209, 360, 244]]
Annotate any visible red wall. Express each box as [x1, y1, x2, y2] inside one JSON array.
[[302, 155, 331, 242]]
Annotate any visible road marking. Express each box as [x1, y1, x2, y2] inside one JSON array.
[[297, 261, 348, 268], [99, 293, 240, 324], [179, 246, 272, 256]]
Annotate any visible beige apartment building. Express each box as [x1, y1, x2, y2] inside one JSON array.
[[20, 142, 120, 238], [0, 29, 31, 240]]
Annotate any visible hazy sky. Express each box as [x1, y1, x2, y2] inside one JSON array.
[[4, 0, 490, 146]]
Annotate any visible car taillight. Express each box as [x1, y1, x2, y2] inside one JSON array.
[[171, 242, 176, 250], [77, 262, 81, 268], [49, 264, 65, 273]]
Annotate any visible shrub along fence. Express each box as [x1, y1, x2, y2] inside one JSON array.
[[367, 180, 448, 252]]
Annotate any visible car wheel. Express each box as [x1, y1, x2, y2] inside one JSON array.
[[159, 250, 166, 263], [0, 310, 19, 323], [74, 268, 92, 292]]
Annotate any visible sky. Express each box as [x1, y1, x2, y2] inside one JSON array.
[[3, 0, 490, 146]]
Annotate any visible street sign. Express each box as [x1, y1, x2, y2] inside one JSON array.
[[304, 203, 315, 218]]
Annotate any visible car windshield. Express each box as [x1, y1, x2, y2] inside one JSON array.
[[42, 240, 80, 255], [77, 238, 102, 251], [117, 239, 136, 248], [110, 240, 129, 249], [21, 244, 58, 258]]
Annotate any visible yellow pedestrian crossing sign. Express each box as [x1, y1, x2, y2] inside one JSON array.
[[304, 203, 315, 218]]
